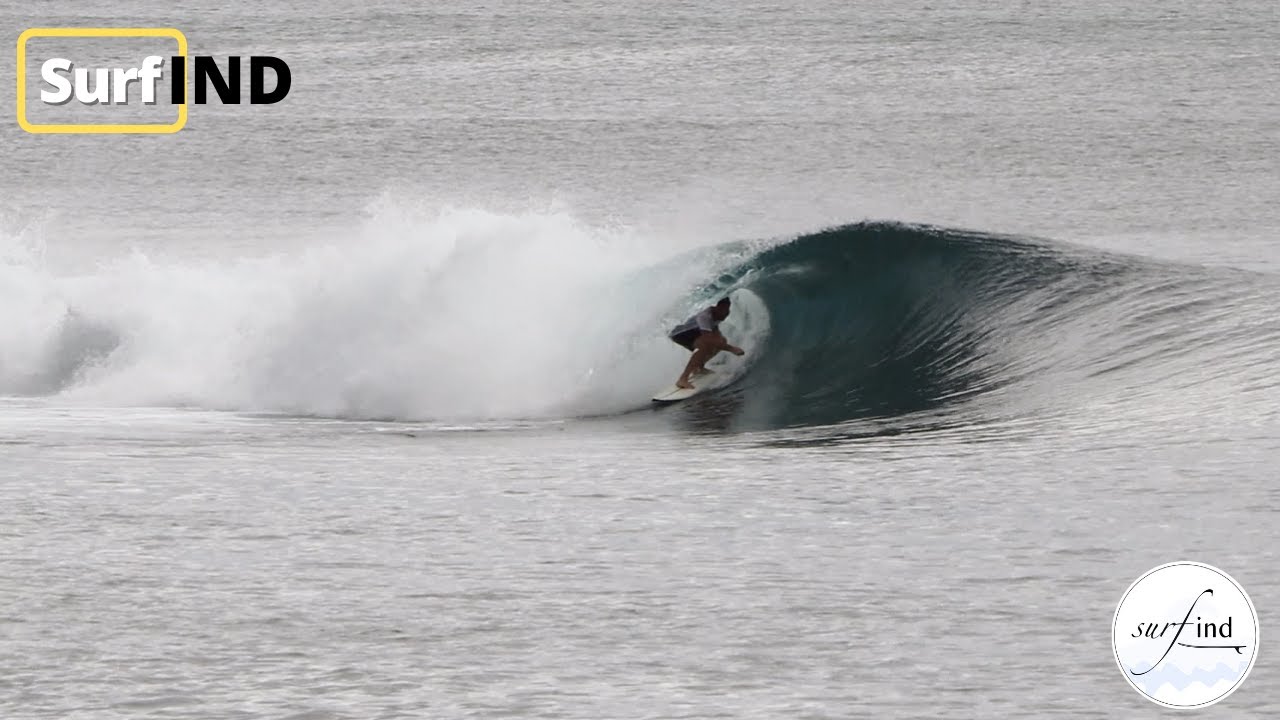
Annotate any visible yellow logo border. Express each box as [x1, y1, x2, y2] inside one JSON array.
[[17, 27, 187, 134]]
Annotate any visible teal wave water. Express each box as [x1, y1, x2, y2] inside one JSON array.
[[665, 222, 1279, 433]]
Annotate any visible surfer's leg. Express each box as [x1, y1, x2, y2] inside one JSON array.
[[678, 351, 715, 388], [676, 335, 721, 388], [676, 355, 699, 389], [692, 333, 723, 372], [692, 348, 720, 373]]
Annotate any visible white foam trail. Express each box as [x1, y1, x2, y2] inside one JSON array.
[[0, 198, 748, 420]]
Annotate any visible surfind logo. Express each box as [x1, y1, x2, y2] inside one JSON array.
[[1112, 562, 1259, 709], [16, 28, 290, 134]]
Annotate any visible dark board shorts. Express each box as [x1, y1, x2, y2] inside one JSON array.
[[670, 329, 702, 351]]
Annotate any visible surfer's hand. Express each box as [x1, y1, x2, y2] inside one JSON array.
[[730, 345, 745, 356]]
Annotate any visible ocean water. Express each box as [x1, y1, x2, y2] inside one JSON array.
[[2, 1, 1279, 718]]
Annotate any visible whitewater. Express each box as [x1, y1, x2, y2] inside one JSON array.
[[1, 200, 758, 420]]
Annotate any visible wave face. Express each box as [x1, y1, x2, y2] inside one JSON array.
[[685, 222, 1280, 433]]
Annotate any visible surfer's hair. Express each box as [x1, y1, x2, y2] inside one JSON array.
[[716, 297, 731, 307]]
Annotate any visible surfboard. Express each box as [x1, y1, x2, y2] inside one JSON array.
[[651, 370, 715, 403]]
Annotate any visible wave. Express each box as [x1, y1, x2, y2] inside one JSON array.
[[2, 207, 1276, 433]]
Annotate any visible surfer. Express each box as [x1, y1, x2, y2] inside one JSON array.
[[668, 297, 745, 389]]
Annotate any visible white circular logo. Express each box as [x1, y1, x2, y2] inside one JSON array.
[[1113, 562, 1259, 708]]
